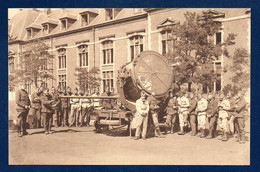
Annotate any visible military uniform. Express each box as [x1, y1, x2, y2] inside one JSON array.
[[51, 91, 61, 127], [148, 95, 164, 137], [15, 89, 31, 136], [166, 97, 178, 134], [41, 93, 54, 134], [80, 96, 93, 126], [101, 91, 112, 109], [218, 98, 230, 141], [178, 96, 190, 135], [196, 97, 208, 138], [69, 93, 80, 127], [31, 92, 42, 128], [60, 93, 69, 127], [135, 97, 149, 139], [206, 98, 218, 139], [188, 97, 197, 136], [233, 98, 247, 144]]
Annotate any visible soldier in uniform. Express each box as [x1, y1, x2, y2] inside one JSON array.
[[92, 89, 100, 108], [15, 83, 31, 137], [80, 90, 93, 127], [50, 87, 61, 128], [41, 88, 54, 134], [31, 87, 42, 128], [218, 93, 231, 141], [135, 91, 149, 140], [101, 87, 112, 110], [69, 87, 81, 127], [165, 92, 178, 134], [178, 92, 190, 135], [188, 92, 197, 136], [148, 92, 165, 138], [206, 93, 218, 139], [60, 87, 69, 127], [196, 93, 208, 138], [233, 92, 247, 144]]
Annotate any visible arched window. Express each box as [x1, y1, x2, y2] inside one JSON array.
[[102, 40, 113, 65], [129, 35, 143, 61], [78, 44, 88, 67], [57, 48, 66, 69]]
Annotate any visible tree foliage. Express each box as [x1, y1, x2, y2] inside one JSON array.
[[74, 67, 101, 93], [166, 11, 235, 92], [11, 39, 54, 88]]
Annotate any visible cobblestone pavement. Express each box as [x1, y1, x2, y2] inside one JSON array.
[[9, 126, 250, 165]]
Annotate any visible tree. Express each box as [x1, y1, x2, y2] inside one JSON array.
[[166, 11, 235, 92], [12, 39, 54, 88], [74, 66, 101, 93]]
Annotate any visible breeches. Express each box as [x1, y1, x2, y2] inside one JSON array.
[[70, 106, 80, 125], [135, 114, 148, 138], [197, 114, 206, 129], [166, 113, 177, 126], [17, 110, 29, 133], [219, 117, 228, 132], [234, 117, 245, 135], [179, 111, 188, 127], [42, 112, 53, 132], [208, 116, 218, 130], [30, 108, 41, 128], [61, 108, 68, 125], [189, 114, 197, 133]]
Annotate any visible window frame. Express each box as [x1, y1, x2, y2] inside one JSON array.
[[78, 44, 89, 67], [102, 70, 114, 92], [101, 40, 114, 65], [129, 35, 144, 62], [57, 48, 67, 69]]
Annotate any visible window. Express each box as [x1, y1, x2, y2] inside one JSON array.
[[27, 29, 32, 39], [161, 30, 174, 56], [105, 8, 122, 21], [58, 48, 66, 69], [58, 75, 66, 89], [102, 71, 113, 92], [61, 19, 67, 30], [81, 14, 88, 26], [9, 57, 14, 74], [130, 35, 144, 61], [216, 32, 222, 45], [78, 45, 88, 67], [43, 24, 49, 35], [102, 40, 113, 64]]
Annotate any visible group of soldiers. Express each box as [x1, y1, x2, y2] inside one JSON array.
[[15, 83, 106, 137], [134, 90, 248, 144]]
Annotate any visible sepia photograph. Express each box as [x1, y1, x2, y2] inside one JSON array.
[[8, 8, 250, 165]]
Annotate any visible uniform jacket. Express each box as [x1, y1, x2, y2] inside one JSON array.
[[196, 98, 208, 114], [148, 96, 159, 114], [234, 98, 247, 118], [207, 99, 218, 117], [167, 97, 178, 115], [50, 92, 61, 110], [70, 93, 80, 108], [81, 97, 93, 108], [188, 98, 197, 115], [31, 92, 41, 110], [218, 99, 230, 111], [92, 93, 100, 107], [15, 89, 31, 112], [60, 93, 69, 109], [136, 98, 149, 116], [179, 96, 190, 112], [41, 93, 54, 113]]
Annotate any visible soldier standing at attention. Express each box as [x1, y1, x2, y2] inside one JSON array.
[[206, 93, 218, 139], [188, 92, 197, 136], [165, 92, 178, 134], [60, 87, 69, 127], [178, 92, 190, 135], [80, 90, 93, 127], [233, 92, 247, 144], [15, 83, 31, 137], [69, 87, 80, 127], [148, 92, 165, 138], [135, 91, 149, 140], [41, 88, 54, 134], [31, 87, 42, 128], [196, 93, 208, 138], [218, 93, 231, 141], [50, 87, 61, 128]]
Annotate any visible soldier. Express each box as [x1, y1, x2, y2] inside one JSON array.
[[50, 87, 61, 128], [206, 93, 218, 139], [148, 92, 165, 138], [218, 93, 231, 141], [135, 91, 149, 140], [188, 92, 197, 136], [60, 87, 69, 127], [232, 92, 247, 144], [15, 83, 31, 137], [80, 90, 93, 127], [69, 87, 81, 127], [165, 92, 178, 134], [178, 92, 190, 135], [92, 89, 100, 108], [196, 93, 208, 138], [31, 87, 42, 128], [41, 88, 54, 134], [101, 87, 112, 110]]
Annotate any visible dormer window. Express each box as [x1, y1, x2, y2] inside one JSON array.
[[27, 29, 32, 39], [61, 19, 67, 30], [59, 12, 77, 30], [43, 24, 49, 35], [82, 14, 88, 26], [26, 23, 42, 39], [80, 11, 98, 26], [105, 8, 122, 21]]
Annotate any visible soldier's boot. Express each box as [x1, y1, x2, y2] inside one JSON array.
[[222, 132, 229, 141], [17, 130, 22, 137], [156, 128, 165, 138], [239, 133, 246, 144], [197, 129, 201, 137], [178, 126, 185, 135], [206, 129, 213, 139], [200, 129, 206, 138], [170, 125, 174, 134]]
